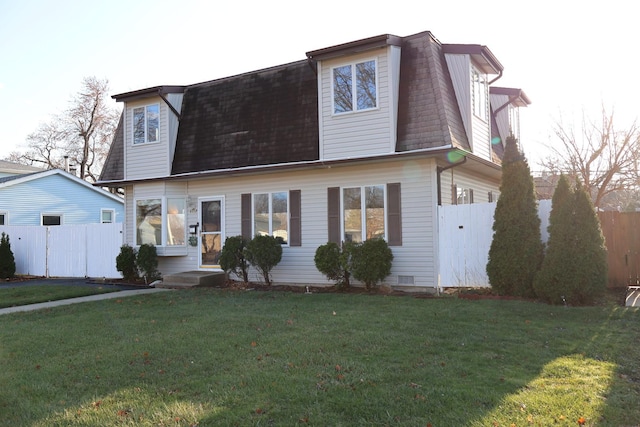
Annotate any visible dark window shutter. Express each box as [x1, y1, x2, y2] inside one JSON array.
[[289, 190, 301, 246], [452, 184, 458, 205], [387, 183, 402, 246], [241, 193, 252, 240], [469, 189, 474, 204], [327, 187, 341, 244], [488, 191, 493, 203]]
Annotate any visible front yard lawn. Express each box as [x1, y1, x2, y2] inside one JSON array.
[[0, 288, 638, 426]]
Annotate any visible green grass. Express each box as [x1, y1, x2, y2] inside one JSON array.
[[0, 289, 638, 426], [0, 285, 118, 308]]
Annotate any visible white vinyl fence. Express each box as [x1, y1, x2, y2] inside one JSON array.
[[0, 223, 123, 278], [438, 200, 552, 288]]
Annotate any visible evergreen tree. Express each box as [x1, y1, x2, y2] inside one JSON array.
[[534, 177, 608, 305], [0, 232, 16, 279], [486, 136, 544, 297], [533, 175, 575, 303], [570, 181, 608, 304]]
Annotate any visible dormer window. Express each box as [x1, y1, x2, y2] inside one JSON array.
[[133, 104, 159, 144], [332, 59, 377, 114], [472, 67, 487, 121]]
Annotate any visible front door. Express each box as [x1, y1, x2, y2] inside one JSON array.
[[199, 197, 224, 268]]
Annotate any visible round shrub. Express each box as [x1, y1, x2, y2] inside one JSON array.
[[136, 244, 161, 283], [351, 238, 393, 290], [116, 244, 138, 281], [314, 241, 356, 289], [219, 235, 249, 283], [244, 234, 282, 285]]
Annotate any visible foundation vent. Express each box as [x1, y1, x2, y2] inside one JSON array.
[[398, 275, 415, 285]]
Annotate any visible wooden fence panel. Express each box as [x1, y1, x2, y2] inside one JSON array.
[[598, 211, 640, 287]]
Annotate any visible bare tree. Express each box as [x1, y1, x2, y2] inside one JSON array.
[[540, 107, 640, 209], [9, 77, 120, 182]]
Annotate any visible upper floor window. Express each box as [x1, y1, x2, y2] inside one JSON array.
[[101, 209, 115, 224], [332, 60, 377, 114], [343, 185, 385, 243], [133, 104, 159, 144], [253, 192, 288, 244], [0, 212, 6, 225], [472, 68, 487, 121]]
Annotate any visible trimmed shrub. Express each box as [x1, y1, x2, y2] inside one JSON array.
[[116, 244, 138, 282], [351, 238, 394, 290], [245, 234, 282, 285], [0, 232, 16, 279], [314, 241, 357, 289], [136, 244, 161, 283], [219, 235, 250, 283], [486, 135, 544, 297]]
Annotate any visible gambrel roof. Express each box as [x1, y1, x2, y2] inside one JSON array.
[[99, 31, 495, 183]]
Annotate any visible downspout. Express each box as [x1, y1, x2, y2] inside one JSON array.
[[437, 156, 467, 205], [488, 69, 503, 85]]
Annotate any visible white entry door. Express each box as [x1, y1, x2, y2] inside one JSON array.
[[199, 197, 224, 268]]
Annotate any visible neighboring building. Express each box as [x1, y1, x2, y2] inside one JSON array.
[[0, 166, 124, 226], [97, 30, 530, 291], [0, 160, 43, 178]]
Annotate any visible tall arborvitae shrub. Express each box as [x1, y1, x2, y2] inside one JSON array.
[[533, 175, 576, 303], [569, 182, 608, 304], [486, 136, 544, 297], [0, 232, 16, 279], [535, 177, 608, 305]]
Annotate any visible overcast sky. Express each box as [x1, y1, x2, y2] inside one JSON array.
[[0, 0, 636, 170]]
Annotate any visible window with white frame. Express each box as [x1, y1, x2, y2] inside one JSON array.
[[456, 187, 474, 205], [42, 214, 62, 226], [253, 192, 289, 244], [332, 59, 377, 114], [101, 209, 115, 224], [133, 104, 160, 144], [343, 185, 385, 243], [0, 211, 6, 225], [135, 197, 186, 246], [472, 67, 487, 121]]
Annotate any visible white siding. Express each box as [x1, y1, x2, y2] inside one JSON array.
[[167, 93, 184, 165], [490, 92, 510, 144], [439, 167, 500, 205], [471, 114, 491, 160], [124, 98, 171, 180], [444, 54, 493, 161], [319, 48, 395, 160], [445, 54, 471, 143], [130, 159, 442, 288]]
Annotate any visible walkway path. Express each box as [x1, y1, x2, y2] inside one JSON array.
[[0, 287, 172, 315]]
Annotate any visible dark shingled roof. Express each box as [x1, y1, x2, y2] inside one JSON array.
[[171, 61, 319, 175], [99, 31, 496, 183], [396, 31, 469, 152], [98, 111, 124, 182]]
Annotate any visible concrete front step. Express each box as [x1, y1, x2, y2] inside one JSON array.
[[158, 271, 227, 289]]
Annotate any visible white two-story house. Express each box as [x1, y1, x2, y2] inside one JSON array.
[[97, 30, 530, 291]]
